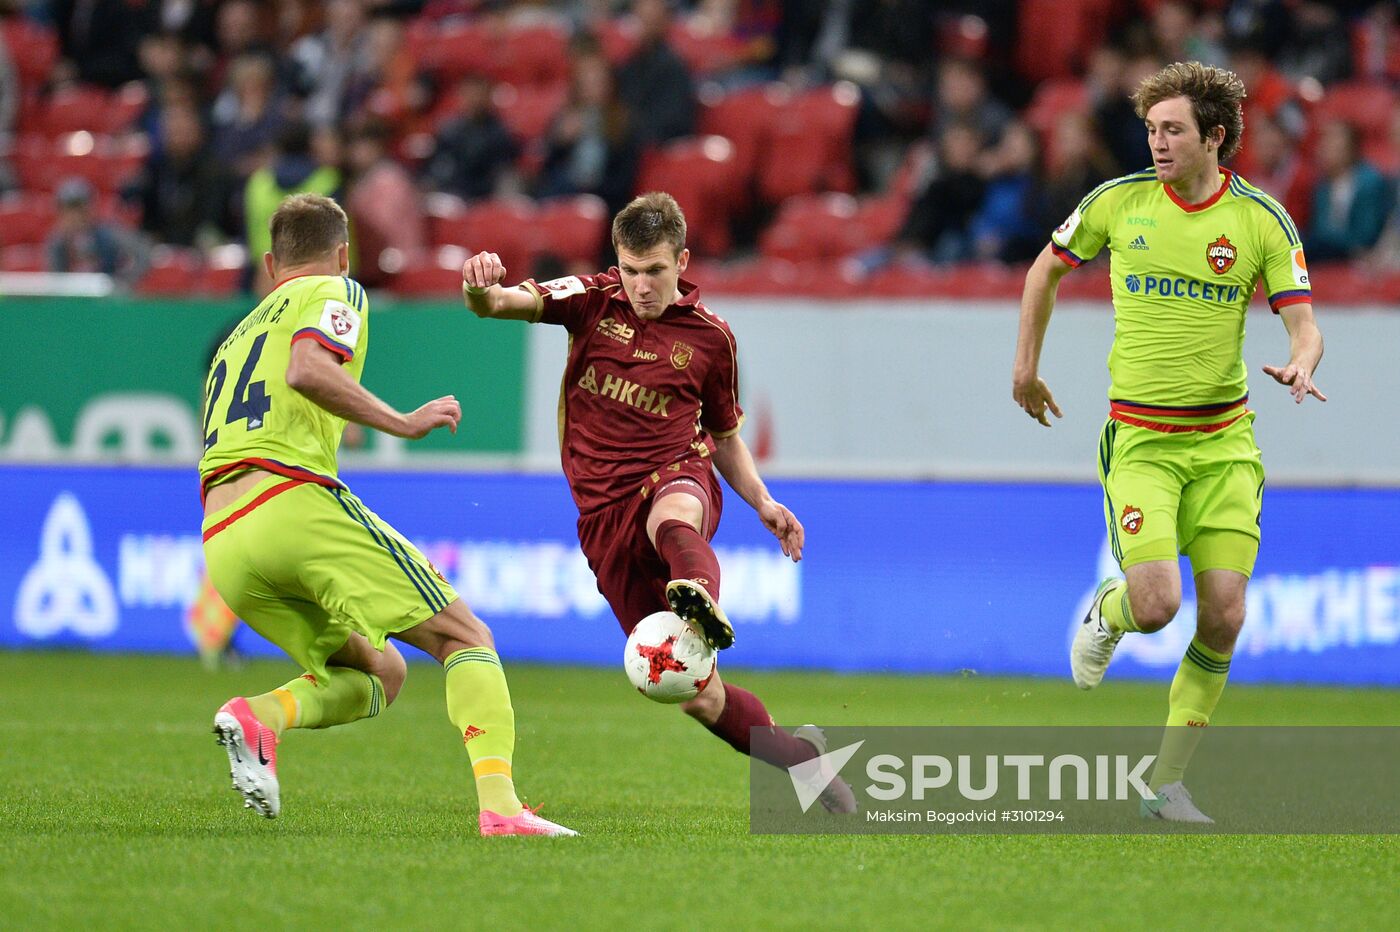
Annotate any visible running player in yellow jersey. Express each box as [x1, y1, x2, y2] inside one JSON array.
[[1012, 63, 1325, 822], [200, 193, 574, 836]]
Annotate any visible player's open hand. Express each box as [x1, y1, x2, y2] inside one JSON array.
[[462, 251, 507, 290], [1012, 375, 1063, 427], [401, 395, 462, 438], [1262, 363, 1327, 404], [759, 500, 804, 562]]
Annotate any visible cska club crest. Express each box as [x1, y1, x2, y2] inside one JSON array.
[[670, 341, 694, 370], [1206, 234, 1237, 275], [1120, 504, 1144, 535], [329, 307, 353, 336]]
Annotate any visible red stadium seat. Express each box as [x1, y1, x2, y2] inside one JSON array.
[[389, 247, 473, 297], [0, 244, 45, 272], [634, 135, 738, 256], [426, 194, 539, 277], [0, 193, 56, 247], [697, 83, 781, 204], [21, 133, 149, 193], [497, 24, 571, 87], [492, 82, 567, 144], [758, 193, 866, 261], [0, 18, 58, 88], [35, 86, 111, 137], [1319, 82, 1396, 142], [536, 195, 609, 264], [135, 247, 201, 296], [596, 18, 640, 66], [1024, 79, 1089, 139], [757, 83, 860, 204], [407, 19, 495, 80], [1014, 0, 1114, 82]]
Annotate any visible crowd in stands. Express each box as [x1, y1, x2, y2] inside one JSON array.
[[0, 0, 1396, 299]]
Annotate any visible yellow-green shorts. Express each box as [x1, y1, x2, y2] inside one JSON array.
[[1097, 412, 1264, 577], [201, 476, 458, 680]]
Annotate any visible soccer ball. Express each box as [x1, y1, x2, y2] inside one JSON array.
[[624, 611, 716, 704]]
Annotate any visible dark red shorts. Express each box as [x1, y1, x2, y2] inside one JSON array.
[[576, 457, 724, 635]]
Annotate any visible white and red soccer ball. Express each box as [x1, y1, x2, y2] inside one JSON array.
[[624, 611, 716, 704]]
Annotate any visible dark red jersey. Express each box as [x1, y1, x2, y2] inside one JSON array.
[[520, 268, 744, 514]]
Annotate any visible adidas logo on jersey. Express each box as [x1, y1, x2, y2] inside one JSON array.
[[1128, 235, 1150, 250]]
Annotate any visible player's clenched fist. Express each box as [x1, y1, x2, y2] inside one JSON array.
[[462, 251, 507, 291], [399, 395, 461, 438]]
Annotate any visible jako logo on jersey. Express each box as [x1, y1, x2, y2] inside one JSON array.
[[633, 348, 658, 361], [1206, 234, 1237, 274], [1291, 248, 1309, 287], [596, 316, 635, 344], [1128, 235, 1149, 250], [577, 365, 673, 415], [670, 341, 694, 370], [1120, 505, 1144, 535], [1123, 274, 1242, 303]]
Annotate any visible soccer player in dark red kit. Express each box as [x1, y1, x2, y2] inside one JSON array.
[[461, 192, 854, 813]]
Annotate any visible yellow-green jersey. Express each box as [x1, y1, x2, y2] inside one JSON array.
[[1050, 167, 1311, 425], [198, 274, 369, 497]]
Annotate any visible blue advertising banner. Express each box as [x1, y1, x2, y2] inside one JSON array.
[[2, 465, 1397, 685]]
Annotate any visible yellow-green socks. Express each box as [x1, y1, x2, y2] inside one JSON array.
[[245, 668, 384, 738], [445, 647, 523, 817], [1149, 636, 1232, 790], [1099, 580, 1141, 634]]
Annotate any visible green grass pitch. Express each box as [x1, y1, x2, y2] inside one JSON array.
[[2, 651, 1397, 929]]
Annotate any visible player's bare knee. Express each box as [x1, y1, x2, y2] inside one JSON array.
[[1128, 588, 1180, 632], [378, 642, 407, 704], [1197, 601, 1245, 651]]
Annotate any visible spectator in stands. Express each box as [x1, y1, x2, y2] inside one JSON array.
[[537, 52, 638, 214], [207, 0, 276, 93], [139, 101, 234, 249], [344, 118, 425, 286], [928, 57, 1012, 148], [615, 0, 696, 147], [46, 177, 149, 285], [424, 74, 518, 201], [292, 0, 374, 127], [1150, 1, 1226, 66], [892, 119, 986, 264], [1276, 1, 1353, 85], [1040, 111, 1117, 232], [1230, 110, 1313, 231], [970, 119, 1045, 263], [1371, 104, 1400, 268], [353, 12, 429, 137], [1226, 32, 1307, 165], [1095, 50, 1160, 176], [51, 0, 154, 87], [243, 120, 341, 292], [1306, 119, 1392, 261], [211, 53, 287, 180]]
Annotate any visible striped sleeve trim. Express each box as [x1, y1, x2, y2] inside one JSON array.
[[1051, 243, 1085, 268], [292, 327, 354, 361], [1268, 290, 1312, 314], [342, 276, 366, 311]]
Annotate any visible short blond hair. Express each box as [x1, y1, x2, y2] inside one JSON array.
[[612, 192, 687, 257], [269, 194, 349, 265], [1132, 61, 1247, 161]]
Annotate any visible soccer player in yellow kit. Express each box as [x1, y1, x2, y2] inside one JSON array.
[[200, 194, 573, 835], [1012, 63, 1325, 821]]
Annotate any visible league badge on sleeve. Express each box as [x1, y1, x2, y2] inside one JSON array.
[[1206, 235, 1237, 275], [539, 276, 586, 299], [1052, 208, 1082, 247], [320, 299, 361, 343], [1291, 248, 1309, 287]]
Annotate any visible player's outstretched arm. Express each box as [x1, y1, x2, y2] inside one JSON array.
[[712, 432, 804, 562], [461, 250, 541, 322], [286, 339, 462, 438], [1012, 244, 1072, 427], [1263, 303, 1326, 404]]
